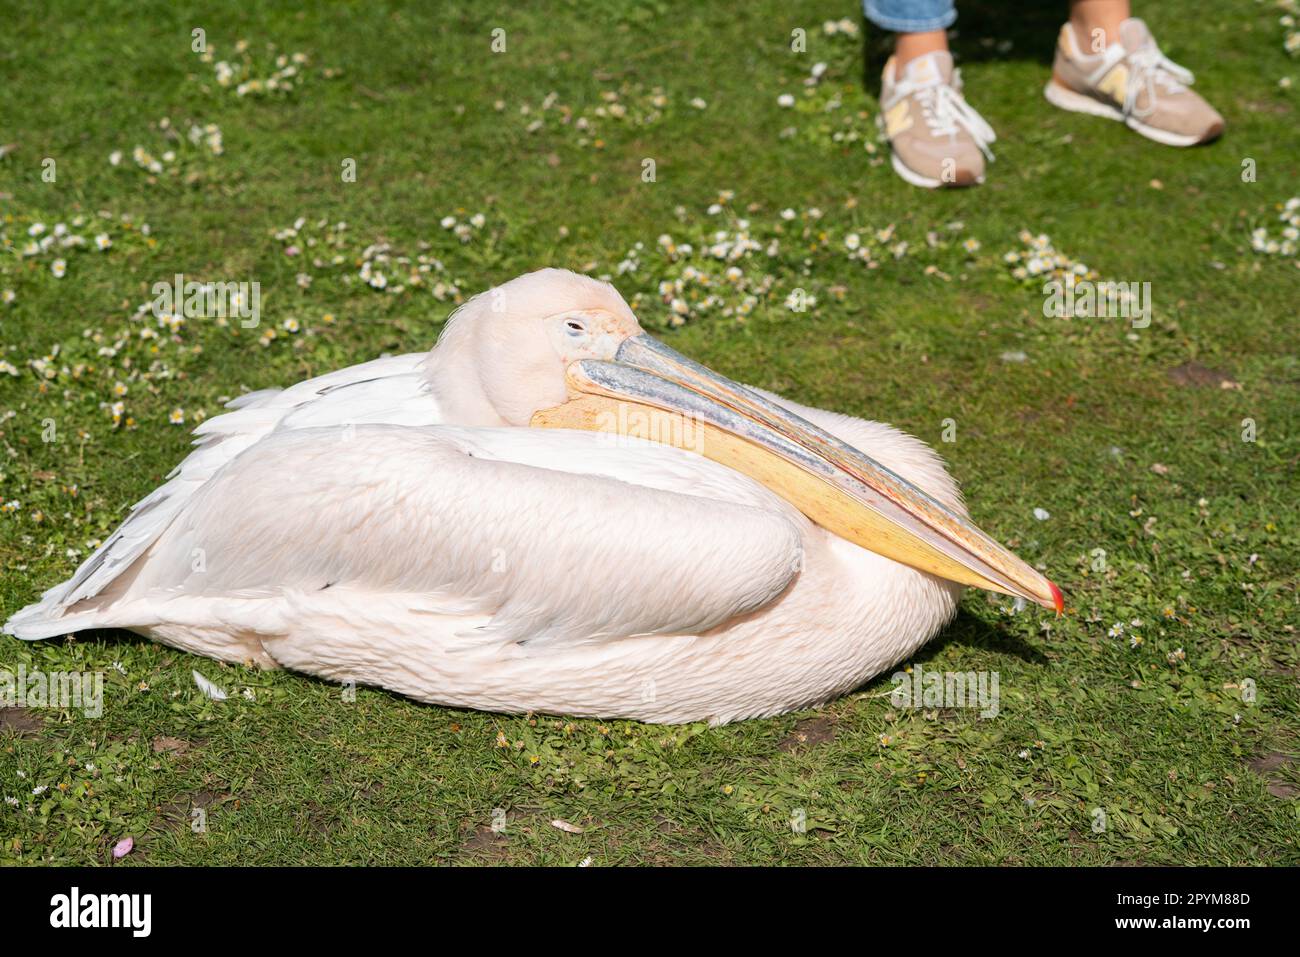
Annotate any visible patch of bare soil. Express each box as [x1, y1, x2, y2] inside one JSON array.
[[157, 789, 224, 830], [0, 707, 43, 736], [1167, 361, 1235, 388], [150, 736, 192, 755], [459, 822, 513, 862], [1248, 753, 1299, 799], [778, 715, 836, 753]]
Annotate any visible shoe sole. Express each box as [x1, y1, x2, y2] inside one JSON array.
[[1043, 80, 1219, 147], [879, 117, 984, 189]]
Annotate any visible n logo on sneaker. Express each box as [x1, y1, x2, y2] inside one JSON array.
[[884, 101, 912, 137], [910, 58, 937, 83], [1096, 64, 1128, 104]]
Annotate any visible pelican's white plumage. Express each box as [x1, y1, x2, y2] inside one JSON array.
[[5, 268, 992, 724]]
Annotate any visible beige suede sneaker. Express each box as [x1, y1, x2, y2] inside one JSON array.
[[1044, 18, 1224, 146], [878, 51, 996, 189]]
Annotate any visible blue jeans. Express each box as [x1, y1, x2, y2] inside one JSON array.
[[863, 0, 957, 32]]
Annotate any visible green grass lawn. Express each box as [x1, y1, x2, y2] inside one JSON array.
[[1, 0, 1297, 865]]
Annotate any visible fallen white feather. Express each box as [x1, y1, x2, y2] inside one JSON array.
[[192, 669, 228, 700]]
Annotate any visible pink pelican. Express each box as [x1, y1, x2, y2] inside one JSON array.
[[5, 269, 1060, 724]]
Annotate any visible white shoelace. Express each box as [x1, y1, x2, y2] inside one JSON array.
[[897, 70, 997, 160], [1122, 43, 1195, 119]]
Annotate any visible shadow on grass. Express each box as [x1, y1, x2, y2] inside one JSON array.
[[73, 627, 154, 654], [895, 605, 1049, 670], [860, 1, 1062, 98], [947, 605, 1049, 661]]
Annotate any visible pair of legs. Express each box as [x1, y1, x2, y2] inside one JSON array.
[[868, 0, 1224, 188], [888, 0, 1130, 71]]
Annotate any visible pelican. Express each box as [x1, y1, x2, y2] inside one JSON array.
[[5, 268, 1060, 724]]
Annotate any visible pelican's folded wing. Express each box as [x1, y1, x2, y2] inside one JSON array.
[[108, 425, 807, 647], [5, 354, 435, 639]]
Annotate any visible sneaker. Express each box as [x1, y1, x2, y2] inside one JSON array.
[[878, 51, 996, 189], [1044, 18, 1224, 146]]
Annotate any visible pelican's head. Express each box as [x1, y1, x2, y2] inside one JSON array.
[[425, 268, 1063, 614], [424, 268, 644, 427]]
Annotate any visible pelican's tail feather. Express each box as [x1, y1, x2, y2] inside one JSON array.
[[3, 597, 105, 640]]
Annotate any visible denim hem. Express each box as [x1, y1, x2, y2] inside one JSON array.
[[862, 1, 957, 34]]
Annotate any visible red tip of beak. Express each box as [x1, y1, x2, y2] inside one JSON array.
[[1048, 581, 1064, 616]]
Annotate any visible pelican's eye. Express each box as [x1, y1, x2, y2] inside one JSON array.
[[546, 311, 620, 363]]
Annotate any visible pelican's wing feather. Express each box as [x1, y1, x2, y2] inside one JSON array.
[[5, 354, 433, 636], [127, 425, 806, 647]]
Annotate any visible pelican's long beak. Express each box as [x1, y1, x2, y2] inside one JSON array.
[[531, 334, 1063, 613]]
